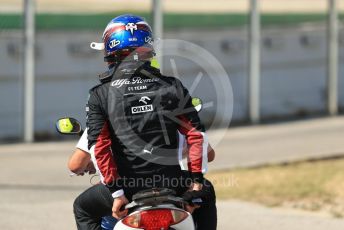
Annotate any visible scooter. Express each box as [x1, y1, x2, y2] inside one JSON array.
[[113, 188, 195, 230], [55, 98, 203, 230]]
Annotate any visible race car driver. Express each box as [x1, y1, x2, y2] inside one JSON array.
[[72, 14, 216, 230]]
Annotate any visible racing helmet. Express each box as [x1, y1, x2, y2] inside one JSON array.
[[101, 14, 155, 63]]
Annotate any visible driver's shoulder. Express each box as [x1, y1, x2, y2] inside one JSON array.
[[89, 81, 110, 94], [88, 84, 102, 96]]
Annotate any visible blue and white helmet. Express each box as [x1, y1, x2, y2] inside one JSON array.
[[91, 14, 154, 62]]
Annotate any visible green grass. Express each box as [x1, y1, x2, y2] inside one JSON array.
[[0, 13, 343, 30], [207, 158, 344, 216]]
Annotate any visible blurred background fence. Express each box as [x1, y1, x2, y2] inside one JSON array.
[[0, 0, 343, 142]]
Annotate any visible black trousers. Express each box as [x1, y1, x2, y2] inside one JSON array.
[[73, 184, 113, 230], [192, 179, 217, 230], [73, 179, 217, 230]]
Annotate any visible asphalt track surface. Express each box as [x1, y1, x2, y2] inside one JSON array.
[[1, 116, 344, 229]]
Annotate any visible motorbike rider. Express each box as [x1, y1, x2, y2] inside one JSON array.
[[73, 14, 215, 230]]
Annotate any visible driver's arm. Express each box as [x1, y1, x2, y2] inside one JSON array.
[[86, 87, 123, 198], [182, 144, 215, 163], [175, 79, 209, 184]]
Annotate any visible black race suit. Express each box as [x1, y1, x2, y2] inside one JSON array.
[[74, 61, 215, 229], [86, 62, 208, 193]]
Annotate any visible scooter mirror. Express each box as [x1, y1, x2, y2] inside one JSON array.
[[56, 117, 82, 135], [192, 97, 203, 112]]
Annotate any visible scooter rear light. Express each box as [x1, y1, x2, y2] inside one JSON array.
[[171, 209, 188, 223], [122, 209, 188, 230], [122, 212, 141, 228]]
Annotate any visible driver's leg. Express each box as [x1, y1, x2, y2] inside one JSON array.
[[192, 179, 217, 230], [73, 184, 113, 230]]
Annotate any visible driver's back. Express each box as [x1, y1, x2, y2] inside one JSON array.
[[87, 62, 207, 192]]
